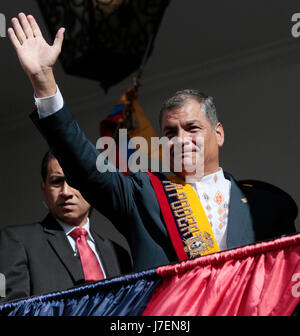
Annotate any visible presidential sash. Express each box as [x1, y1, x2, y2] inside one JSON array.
[[147, 172, 220, 261]]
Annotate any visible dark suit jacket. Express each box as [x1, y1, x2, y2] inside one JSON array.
[[0, 213, 132, 303], [30, 105, 298, 273]]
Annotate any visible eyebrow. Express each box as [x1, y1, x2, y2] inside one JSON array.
[[48, 174, 65, 180], [182, 120, 201, 126], [163, 120, 201, 132]]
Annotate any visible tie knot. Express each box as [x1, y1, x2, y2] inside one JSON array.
[[69, 227, 87, 240]]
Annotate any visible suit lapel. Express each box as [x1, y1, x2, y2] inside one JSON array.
[[42, 214, 85, 284], [91, 230, 120, 278], [225, 173, 255, 249]]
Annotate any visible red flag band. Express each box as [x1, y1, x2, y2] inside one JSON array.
[[143, 233, 300, 316]]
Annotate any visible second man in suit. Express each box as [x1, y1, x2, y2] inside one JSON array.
[[0, 151, 132, 303]]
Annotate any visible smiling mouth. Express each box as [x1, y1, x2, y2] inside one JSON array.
[[171, 150, 198, 157], [60, 203, 76, 208]]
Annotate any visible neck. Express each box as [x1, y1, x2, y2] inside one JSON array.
[[204, 166, 221, 176], [59, 214, 89, 228], [75, 215, 89, 228]]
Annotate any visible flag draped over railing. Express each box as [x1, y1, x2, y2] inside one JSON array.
[[1, 233, 300, 316]]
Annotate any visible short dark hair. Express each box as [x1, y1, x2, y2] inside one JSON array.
[[159, 89, 218, 129], [41, 151, 55, 182]]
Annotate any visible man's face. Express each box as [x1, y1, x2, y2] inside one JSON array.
[[41, 158, 91, 225], [161, 98, 224, 179]]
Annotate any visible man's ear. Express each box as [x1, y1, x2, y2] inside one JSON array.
[[215, 122, 225, 147]]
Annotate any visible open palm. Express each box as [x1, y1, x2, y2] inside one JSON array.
[[8, 13, 65, 76]]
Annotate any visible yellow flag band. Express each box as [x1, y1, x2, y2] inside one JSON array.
[[166, 176, 220, 258]]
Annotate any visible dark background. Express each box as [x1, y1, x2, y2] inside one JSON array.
[[0, 0, 299, 252]]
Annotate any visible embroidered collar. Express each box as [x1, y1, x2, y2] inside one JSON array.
[[189, 168, 226, 187]]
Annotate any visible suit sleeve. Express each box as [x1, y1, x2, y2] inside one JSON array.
[[0, 228, 30, 303], [30, 105, 142, 233]]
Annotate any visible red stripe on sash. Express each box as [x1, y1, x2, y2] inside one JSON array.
[[147, 172, 188, 261]]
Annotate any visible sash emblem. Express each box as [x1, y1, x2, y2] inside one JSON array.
[[183, 232, 215, 258]]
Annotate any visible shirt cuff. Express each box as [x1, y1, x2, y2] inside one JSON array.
[[34, 85, 64, 119]]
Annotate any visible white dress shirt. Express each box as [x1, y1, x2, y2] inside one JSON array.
[[190, 169, 231, 250], [35, 88, 231, 250], [55, 217, 106, 278], [35, 85, 64, 118]]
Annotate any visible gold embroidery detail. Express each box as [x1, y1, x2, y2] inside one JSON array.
[[183, 232, 215, 258], [170, 200, 190, 210], [176, 215, 196, 226], [163, 180, 183, 191], [168, 192, 187, 199], [174, 208, 193, 217], [181, 224, 201, 237]]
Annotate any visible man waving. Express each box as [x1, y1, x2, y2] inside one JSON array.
[[7, 13, 297, 272]]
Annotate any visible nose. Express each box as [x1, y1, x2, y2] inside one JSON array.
[[173, 129, 192, 147], [60, 181, 73, 197]]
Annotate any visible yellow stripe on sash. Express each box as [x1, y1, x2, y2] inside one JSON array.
[[168, 176, 220, 257]]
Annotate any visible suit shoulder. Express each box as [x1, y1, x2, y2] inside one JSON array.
[[238, 179, 298, 219], [0, 222, 44, 240], [238, 179, 295, 200]]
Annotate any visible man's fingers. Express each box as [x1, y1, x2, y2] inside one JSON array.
[[11, 17, 26, 44], [7, 27, 21, 49], [27, 15, 42, 37], [18, 12, 34, 39], [53, 27, 65, 51]]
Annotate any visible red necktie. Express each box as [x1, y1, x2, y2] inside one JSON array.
[[70, 227, 104, 282]]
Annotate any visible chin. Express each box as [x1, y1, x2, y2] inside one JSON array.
[[58, 213, 78, 224], [174, 170, 192, 178]]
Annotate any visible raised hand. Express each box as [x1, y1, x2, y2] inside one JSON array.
[[8, 13, 65, 97]]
